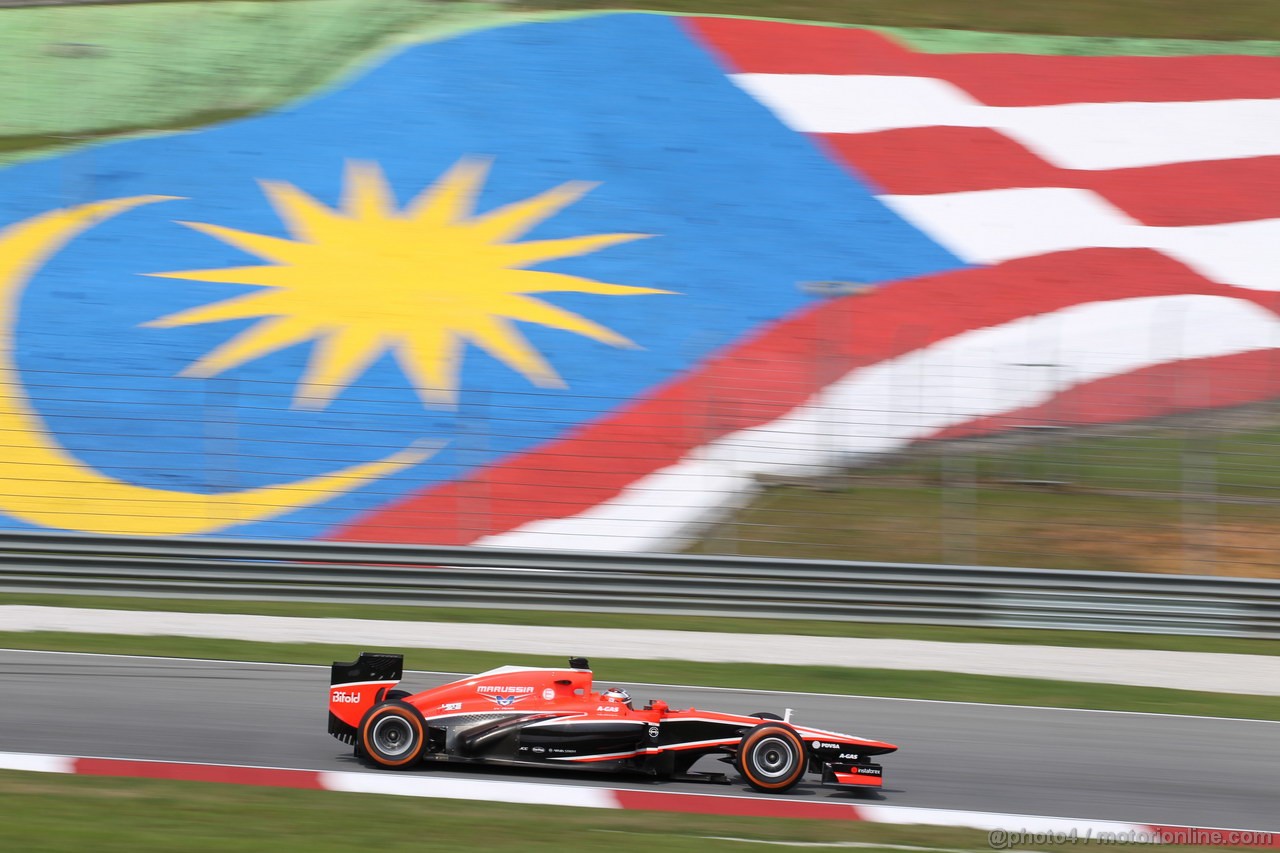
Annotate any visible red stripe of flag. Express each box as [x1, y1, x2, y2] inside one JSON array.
[[684, 17, 1280, 104], [819, 128, 1280, 227]]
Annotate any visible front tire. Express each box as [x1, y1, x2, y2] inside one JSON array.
[[735, 723, 806, 793], [359, 701, 426, 769]]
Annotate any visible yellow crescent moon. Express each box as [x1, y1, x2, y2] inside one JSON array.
[[0, 196, 435, 536]]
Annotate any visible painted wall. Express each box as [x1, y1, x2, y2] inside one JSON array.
[[1, 10, 1278, 547]]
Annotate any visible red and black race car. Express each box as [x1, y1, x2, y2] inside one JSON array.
[[328, 653, 896, 793]]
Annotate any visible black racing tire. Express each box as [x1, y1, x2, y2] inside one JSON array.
[[750, 712, 783, 720], [735, 723, 807, 793], [359, 701, 426, 769], [386, 689, 412, 701]]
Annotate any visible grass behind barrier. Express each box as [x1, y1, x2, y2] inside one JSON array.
[[691, 484, 1280, 577], [688, 412, 1280, 576]]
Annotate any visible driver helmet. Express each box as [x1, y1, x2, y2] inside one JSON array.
[[601, 687, 631, 705]]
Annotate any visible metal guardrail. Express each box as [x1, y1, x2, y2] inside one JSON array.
[[0, 530, 1276, 638]]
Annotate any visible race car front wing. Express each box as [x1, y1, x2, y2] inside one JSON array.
[[821, 760, 884, 788]]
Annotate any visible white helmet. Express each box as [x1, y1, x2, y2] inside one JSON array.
[[601, 687, 631, 704]]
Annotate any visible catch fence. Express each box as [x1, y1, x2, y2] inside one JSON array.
[[1, 531, 1277, 637]]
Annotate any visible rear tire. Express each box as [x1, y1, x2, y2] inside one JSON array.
[[750, 712, 783, 720], [735, 724, 806, 793], [359, 701, 426, 769]]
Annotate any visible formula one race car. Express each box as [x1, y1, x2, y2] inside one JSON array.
[[328, 653, 896, 793]]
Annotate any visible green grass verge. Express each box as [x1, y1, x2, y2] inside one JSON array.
[[0, 770, 1065, 853], [0, 0, 511, 163], [2, 772, 1262, 853], [7, 0, 1280, 165], [5, 592, 1277, 656], [5, 631, 1277, 721]]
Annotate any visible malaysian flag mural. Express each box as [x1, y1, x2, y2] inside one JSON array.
[[0, 13, 1277, 546]]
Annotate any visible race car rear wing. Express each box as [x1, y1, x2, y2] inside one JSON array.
[[331, 651, 404, 687], [327, 652, 404, 744]]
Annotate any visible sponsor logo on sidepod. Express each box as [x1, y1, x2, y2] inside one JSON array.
[[477, 686, 534, 694], [485, 694, 532, 708]]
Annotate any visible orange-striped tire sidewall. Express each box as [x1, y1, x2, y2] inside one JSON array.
[[360, 703, 425, 768], [737, 724, 806, 792]]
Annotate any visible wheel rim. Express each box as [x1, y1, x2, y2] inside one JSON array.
[[752, 735, 797, 779], [371, 715, 415, 757]]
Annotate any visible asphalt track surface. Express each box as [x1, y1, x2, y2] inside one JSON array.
[[1, 650, 1277, 831]]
